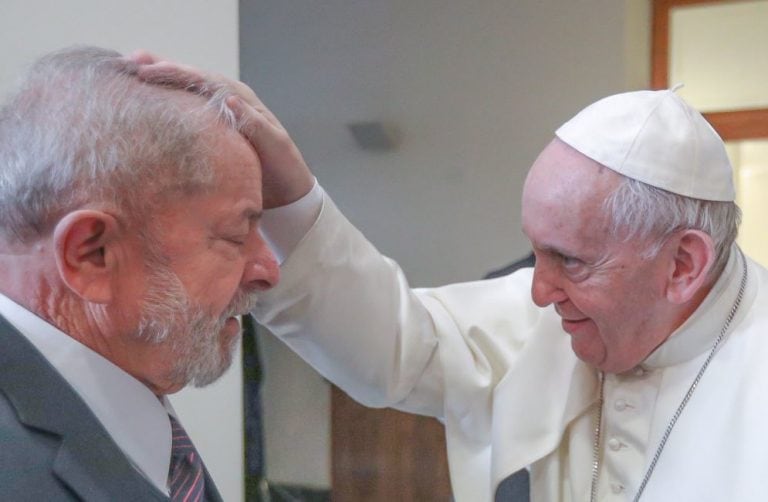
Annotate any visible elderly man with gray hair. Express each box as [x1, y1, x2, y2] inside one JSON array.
[[0, 47, 280, 500]]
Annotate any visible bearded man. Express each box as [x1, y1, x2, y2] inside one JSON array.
[[0, 47, 279, 500]]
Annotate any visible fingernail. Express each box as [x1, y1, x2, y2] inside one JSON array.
[[126, 50, 152, 64], [226, 95, 243, 111]]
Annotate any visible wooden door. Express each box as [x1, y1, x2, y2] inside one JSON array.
[[331, 386, 452, 501]]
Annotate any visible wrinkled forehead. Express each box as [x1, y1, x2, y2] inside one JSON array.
[[523, 138, 621, 207], [521, 138, 624, 247]]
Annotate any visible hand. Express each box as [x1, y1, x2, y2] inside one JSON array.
[[127, 51, 315, 208]]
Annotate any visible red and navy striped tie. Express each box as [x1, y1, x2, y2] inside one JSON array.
[[168, 415, 207, 502]]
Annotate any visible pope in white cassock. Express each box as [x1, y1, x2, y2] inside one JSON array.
[[136, 57, 768, 502]]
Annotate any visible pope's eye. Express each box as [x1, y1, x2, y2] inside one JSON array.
[[562, 255, 581, 267], [554, 251, 580, 267]]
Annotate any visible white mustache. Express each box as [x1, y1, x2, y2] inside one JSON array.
[[220, 290, 259, 321]]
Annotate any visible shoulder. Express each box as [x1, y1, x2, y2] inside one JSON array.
[[0, 390, 73, 498]]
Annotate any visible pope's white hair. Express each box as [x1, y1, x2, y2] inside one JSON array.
[[0, 46, 241, 242], [604, 176, 741, 277]]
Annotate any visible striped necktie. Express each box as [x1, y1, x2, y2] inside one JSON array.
[[168, 415, 207, 502]]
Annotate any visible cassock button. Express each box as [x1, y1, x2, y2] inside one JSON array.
[[611, 483, 625, 494], [614, 399, 628, 412], [608, 437, 622, 451]]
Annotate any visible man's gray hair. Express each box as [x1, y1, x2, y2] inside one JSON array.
[[0, 46, 240, 242], [604, 176, 741, 278]]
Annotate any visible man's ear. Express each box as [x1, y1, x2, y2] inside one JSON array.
[[664, 230, 716, 304], [53, 210, 121, 303]]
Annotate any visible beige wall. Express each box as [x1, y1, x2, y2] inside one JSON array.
[[730, 141, 768, 267], [0, 3, 244, 501]]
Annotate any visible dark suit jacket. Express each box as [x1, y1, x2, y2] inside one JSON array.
[[0, 315, 223, 501]]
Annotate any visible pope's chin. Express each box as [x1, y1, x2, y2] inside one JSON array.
[[563, 319, 605, 366], [561, 317, 592, 336]]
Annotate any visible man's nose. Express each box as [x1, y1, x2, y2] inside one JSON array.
[[531, 262, 567, 307], [243, 239, 280, 291]]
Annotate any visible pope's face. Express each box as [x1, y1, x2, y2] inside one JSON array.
[[521, 139, 675, 373]]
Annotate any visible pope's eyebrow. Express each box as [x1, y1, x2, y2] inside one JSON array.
[[542, 245, 572, 256], [522, 227, 580, 259], [530, 241, 575, 259]]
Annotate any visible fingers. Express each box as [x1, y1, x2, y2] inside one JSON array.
[[134, 61, 262, 110], [227, 92, 283, 130], [127, 49, 262, 109], [227, 80, 260, 108], [125, 49, 161, 65], [126, 51, 285, 152], [226, 96, 283, 147], [225, 96, 314, 208], [127, 48, 220, 94], [124, 50, 314, 207], [135, 61, 216, 94]]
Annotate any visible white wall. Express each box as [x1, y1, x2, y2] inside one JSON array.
[[0, 3, 244, 501], [240, 0, 650, 490]]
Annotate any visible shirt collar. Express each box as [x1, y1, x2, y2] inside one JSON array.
[[0, 293, 172, 495], [642, 245, 751, 369]]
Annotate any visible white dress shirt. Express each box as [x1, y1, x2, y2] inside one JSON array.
[[0, 294, 173, 495]]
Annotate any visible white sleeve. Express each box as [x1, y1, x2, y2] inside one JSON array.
[[253, 189, 546, 419], [259, 179, 323, 264]]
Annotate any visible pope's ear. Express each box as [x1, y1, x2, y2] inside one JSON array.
[[664, 230, 716, 304], [53, 210, 121, 303]]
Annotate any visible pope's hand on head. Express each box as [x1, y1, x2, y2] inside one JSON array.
[[127, 50, 314, 209]]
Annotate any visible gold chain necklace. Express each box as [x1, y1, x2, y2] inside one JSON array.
[[589, 250, 748, 502]]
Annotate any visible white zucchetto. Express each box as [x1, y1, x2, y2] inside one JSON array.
[[555, 89, 735, 202]]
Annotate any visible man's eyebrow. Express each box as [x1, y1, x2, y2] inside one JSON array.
[[220, 208, 263, 229]]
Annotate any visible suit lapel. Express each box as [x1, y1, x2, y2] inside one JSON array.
[[0, 316, 168, 501], [203, 468, 225, 502]]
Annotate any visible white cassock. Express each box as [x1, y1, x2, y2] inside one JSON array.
[[254, 190, 768, 502]]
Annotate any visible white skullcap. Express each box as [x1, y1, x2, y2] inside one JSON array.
[[555, 89, 735, 201]]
